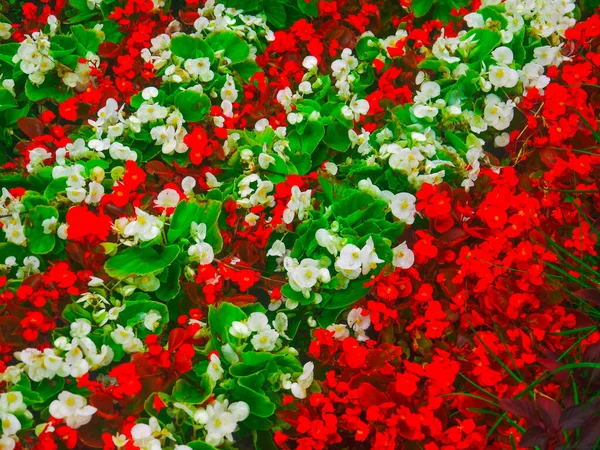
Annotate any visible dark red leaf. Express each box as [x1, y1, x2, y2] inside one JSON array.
[[499, 398, 540, 423], [559, 400, 600, 430], [97, 42, 121, 58], [519, 426, 550, 449], [579, 416, 600, 449], [17, 117, 45, 138], [573, 289, 600, 305], [536, 395, 561, 429], [90, 393, 116, 419]]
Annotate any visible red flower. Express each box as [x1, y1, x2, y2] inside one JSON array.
[[66, 206, 113, 244]]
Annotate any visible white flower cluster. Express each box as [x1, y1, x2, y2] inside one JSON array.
[[282, 186, 312, 224], [0, 189, 26, 246], [0, 392, 33, 449], [50, 158, 106, 204], [236, 174, 275, 208], [14, 319, 113, 382], [12, 30, 54, 85], [281, 361, 314, 399], [176, 397, 250, 447], [188, 222, 215, 265], [111, 324, 145, 353], [229, 312, 289, 352], [142, 0, 273, 81], [115, 207, 163, 244], [283, 256, 331, 298], [49, 391, 97, 429], [335, 237, 383, 281], [0, 256, 41, 279]]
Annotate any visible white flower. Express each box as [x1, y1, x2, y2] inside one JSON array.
[[70, 319, 92, 339], [390, 193, 417, 224], [0, 413, 21, 435], [49, 392, 97, 429], [155, 188, 180, 211], [188, 242, 214, 265], [285, 257, 330, 297], [247, 312, 270, 333], [464, 12, 484, 28], [26, 147, 52, 173], [143, 311, 162, 331], [181, 176, 196, 195], [302, 56, 318, 70], [0, 436, 15, 450], [258, 153, 276, 169], [131, 418, 162, 450], [488, 65, 519, 89], [141, 87, 158, 100], [184, 57, 214, 81], [392, 242, 415, 269], [347, 307, 371, 332], [251, 329, 279, 351], [123, 208, 163, 242], [491, 47, 513, 65], [111, 325, 143, 353], [290, 362, 314, 399], [42, 216, 58, 234], [207, 354, 224, 381], [229, 321, 251, 339], [85, 181, 104, 204], [267, 240, 286, 258], [326, 323, 350, 340]]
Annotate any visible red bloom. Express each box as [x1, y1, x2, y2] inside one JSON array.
[[66, 206, 113, 243]]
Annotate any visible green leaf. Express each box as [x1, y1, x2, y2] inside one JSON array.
[[71, 25, 102, 54], [299, 121, 325, 155], [206, 31, 250, 64], [172, 376, 213, 404], [50, 35, 77, 57], [324, 122, 350, 152], [170, 35, 215, 62], [356, 36, 380, 60], [24, 205, 57, 254], [104, 245, 180, 280], [25, 74, 73, 103], [324, 279, 371, 309], [232, 384, 276, 418], [119, 299, 169, 336], [155, 263, 181, 301], [174, 90, 211, 122], [466, 29, 502, 63], [297, 0, 318, 16], [188, 441, 218, 450], [264, 0, 287, 28], [413, 0, 434, 17], [232, 61, 262, 81], [0, 90, 17, 112], [208, 303, 247, 346], [62, 303, 92, 323], [168, 200, 201, 243]]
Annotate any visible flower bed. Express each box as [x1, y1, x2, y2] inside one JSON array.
[[0, 0, 599, 449]]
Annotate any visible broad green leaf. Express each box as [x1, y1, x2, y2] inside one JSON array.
[[356, 36, 380, 60], [208, 303, 247, 346], [25, 75, 73, 103], [413, 0, 434, 17], [324, 122, 350, 152], [264, 0, 286, 28], [0, 90, 17, 113], [324, 279, 371, 309], [188, 441, 218, 450], [24, 205, 57, 254], [119, 299, 169, 336], [168, 200, 201, 243], [297, 0, 318, 16], [104, 245, 180, 279], [170, 35, 215, 62], [206, 31, 250, 64], [71, 25, 102, 54], [299, 121, 325, 155], [174, 90, 211, 122], [232, 384, 276, 418]]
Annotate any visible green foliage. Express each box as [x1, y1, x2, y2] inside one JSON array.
[[104, 245, 181, 279]]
